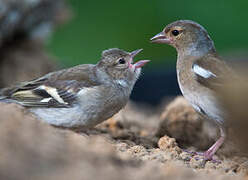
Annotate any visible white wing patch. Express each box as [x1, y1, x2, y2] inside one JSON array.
[[193, 64, 217, 79], [39, 85, 68, 104], [115, 79, 128, 87], [40, 97, 52, 103]]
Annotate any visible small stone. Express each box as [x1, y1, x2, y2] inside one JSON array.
[[127, 145, 146, 154], [158, 135, 178, 151], [115, 142, 129, 152], [205, 160, 219, 170], [189, 155, 207, 169], [180, 152, 192, 161]]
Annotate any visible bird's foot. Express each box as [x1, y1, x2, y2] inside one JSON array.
[[194, 153, 221, 164], [183, 149, 221, 164], [183, 149, 203, 156]]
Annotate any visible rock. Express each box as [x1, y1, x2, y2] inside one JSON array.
[[189, 156, 207, 169], [0, 0, 68, 46], [0, 40, 57, 86], [179, 151, 192, 161], [0, 0, 69, 87], [156, 96, 217, 150], [158, 135, 178, 151]]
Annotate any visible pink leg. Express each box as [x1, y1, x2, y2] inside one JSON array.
[[184, 127, 225, 162], [202, 127, 225, 160]]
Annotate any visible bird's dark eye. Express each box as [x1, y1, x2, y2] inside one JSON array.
[[171, 30, 180, 36], [118, 58, 126, 64]]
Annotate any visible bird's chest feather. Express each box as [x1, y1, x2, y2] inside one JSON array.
[[77, 86, 129, 125], [177, 57, 197, 97], [176, 57, 225, 125]]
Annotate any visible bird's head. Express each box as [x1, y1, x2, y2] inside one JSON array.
[[151, 20, 216, 56], [97, 48, 149, 87]]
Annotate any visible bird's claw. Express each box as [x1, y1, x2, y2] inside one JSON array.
[[183, 149, 221, 164]]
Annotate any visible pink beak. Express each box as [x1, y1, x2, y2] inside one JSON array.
[[129, 49, 150, 69], [133, 60, 150, 69], [150, 32, 171, 44]]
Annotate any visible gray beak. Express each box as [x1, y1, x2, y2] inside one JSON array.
[[150, 32, 171, 44], [130, 49, 143, 58]]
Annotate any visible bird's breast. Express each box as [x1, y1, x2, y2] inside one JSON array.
[[77, 86, 129, 126], [176, 57, 225, 125]]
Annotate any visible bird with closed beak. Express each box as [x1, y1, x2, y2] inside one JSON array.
[[151, 20, 235, 161], [0, 48, 149, 128]]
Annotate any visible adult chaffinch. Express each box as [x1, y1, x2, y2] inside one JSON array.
[[151, 20, 235, 161], [0, 48, 149, 128]]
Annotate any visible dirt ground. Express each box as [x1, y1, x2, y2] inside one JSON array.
[[0, 97, 248, 180]]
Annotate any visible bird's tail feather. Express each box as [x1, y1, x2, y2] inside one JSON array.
[[0, 96, 7, 101]]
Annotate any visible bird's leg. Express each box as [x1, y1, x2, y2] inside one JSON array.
[[183, 127, 225, 162], [202, 127, 225, 160]]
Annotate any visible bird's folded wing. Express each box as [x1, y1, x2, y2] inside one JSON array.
[[0, 64, 101, 108], [3, 79, 80, 107], [192, 55, 234, 90]]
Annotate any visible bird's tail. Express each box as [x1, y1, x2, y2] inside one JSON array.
[[0, 96, 7, 101]]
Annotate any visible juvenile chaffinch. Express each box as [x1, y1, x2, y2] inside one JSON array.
[[151, 20, 234, 160], [0, 48, 149, 128]]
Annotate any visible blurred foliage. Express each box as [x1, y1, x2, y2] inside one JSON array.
[[47, 0, 248, 68]]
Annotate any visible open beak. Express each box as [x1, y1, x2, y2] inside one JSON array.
[[150, 32, 171, 44], [133, 60, 150, 69], [130, 49, 143, 59], [129, 49, 150, 69]]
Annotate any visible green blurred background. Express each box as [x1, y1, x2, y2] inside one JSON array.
[[46, 0, 248, 104], [47, 0, 248, 67]]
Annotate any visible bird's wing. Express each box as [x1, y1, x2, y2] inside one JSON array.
[[192, 55, 234, 90], [0, 65, 101, 108], [1, 79, 81, 108]]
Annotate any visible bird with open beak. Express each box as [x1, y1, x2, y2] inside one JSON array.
[[0, 48, 150, 128], [151, 20, 235, 161]]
